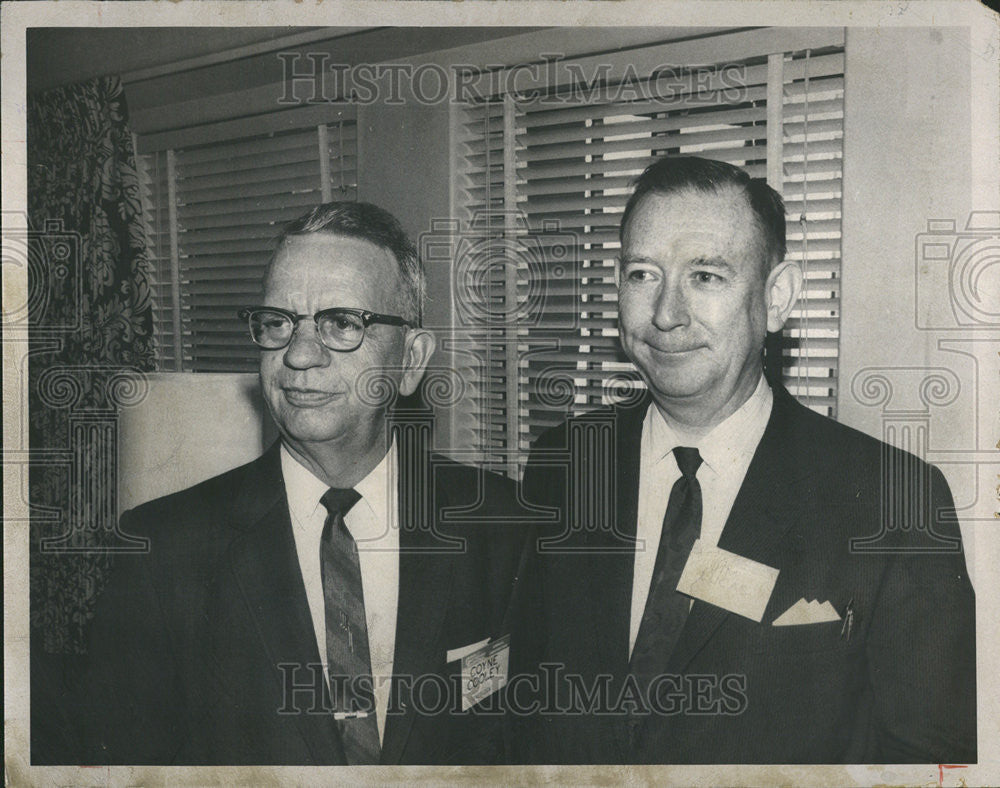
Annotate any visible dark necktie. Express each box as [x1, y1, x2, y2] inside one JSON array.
[[320, 487, 381, 765], [629, 446, 703, 692]]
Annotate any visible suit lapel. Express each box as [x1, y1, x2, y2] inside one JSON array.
[[667, 387, 820, 674], [226, 444, 346, 765], [380, 449, 456, 765], [583, 397, 648, 761]]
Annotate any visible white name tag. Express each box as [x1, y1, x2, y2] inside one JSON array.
[[459, 635, 510, 711], [676, 539, 779, 622], [446, 637, 490, 664]]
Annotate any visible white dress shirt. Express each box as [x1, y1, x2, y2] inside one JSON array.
[[628, 375, 773, 658], [282, 442, 400, 745]]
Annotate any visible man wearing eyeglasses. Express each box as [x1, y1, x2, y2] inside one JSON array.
[[78, 202, 526, 766]]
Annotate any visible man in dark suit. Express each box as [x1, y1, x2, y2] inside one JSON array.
[[510, 156, 976, 764], [78, 201, 525, 765]]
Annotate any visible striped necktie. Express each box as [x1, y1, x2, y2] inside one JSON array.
[[320, 487, 381, 765]]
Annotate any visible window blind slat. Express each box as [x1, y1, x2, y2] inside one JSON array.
[[176, 187, 357, 221], [178, 158, 336, 193], [518, 107, 771, 149], [177, 203, 331, 233], [179, 141, 326, 178], [520, 127, 770, 165], [513, 155, 768, 182], [178, 125, 357, 165], [177, 177, 326, 205], [178, 224, 291, 246]]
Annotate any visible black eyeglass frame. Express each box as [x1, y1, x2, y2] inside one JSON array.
[[238, 305, 413, 352]]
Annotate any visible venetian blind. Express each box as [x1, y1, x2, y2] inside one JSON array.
[[457, 29, 845, 472], [137, 116, 358, 372]]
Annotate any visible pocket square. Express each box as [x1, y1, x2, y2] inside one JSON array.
[[772, 598, 841, 626]]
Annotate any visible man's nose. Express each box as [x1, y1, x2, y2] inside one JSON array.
[[651, 282, 690, 331], [281, 319, 330, 369]]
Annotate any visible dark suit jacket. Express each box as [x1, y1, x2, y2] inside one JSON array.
[[510, 384, 976, 764], [77, 442, 527, 765]]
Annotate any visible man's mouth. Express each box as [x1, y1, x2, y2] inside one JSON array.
[[646, 344, 704, 356], [282, 387, 342, 406]]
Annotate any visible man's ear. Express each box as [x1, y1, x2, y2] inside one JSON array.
[[765, 260, 803, 333], [399, 328, 437, 397]]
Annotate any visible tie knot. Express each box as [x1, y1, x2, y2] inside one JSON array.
[[321, 487, 361, 518], [673, 446, 702, 479]]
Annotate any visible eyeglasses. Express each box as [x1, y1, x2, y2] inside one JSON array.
[[238, 306, 413, 352]]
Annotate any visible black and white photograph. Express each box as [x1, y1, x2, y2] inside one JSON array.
[[3, 1, 998, 785]]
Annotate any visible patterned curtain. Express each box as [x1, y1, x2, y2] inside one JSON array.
[[27, 75, 155, 760]]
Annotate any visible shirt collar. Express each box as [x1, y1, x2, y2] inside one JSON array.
[[352, 441, 395, 544], [699, 375, 772, 475], [643, 375, 773, 475], [281, 444, 330, 527], [280, 441, 396, 540]]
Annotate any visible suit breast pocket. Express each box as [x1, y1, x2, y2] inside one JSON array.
[[752, 619, 855, 655]]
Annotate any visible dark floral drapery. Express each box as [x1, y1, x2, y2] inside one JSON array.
[[27, 74, 155, 759]]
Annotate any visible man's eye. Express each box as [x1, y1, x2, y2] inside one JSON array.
[[626, 269, 656, 282], [694, 271, 723, 284]]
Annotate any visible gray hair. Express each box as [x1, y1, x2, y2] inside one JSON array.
[[270, 201, 425, 325]]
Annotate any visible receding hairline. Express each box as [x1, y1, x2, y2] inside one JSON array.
[[273, 228, 399, 255], [262, 230, 411, 311]]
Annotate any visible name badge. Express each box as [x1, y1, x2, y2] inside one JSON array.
[[676, 539, 779, 622], [459, 634, 510, 711]]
